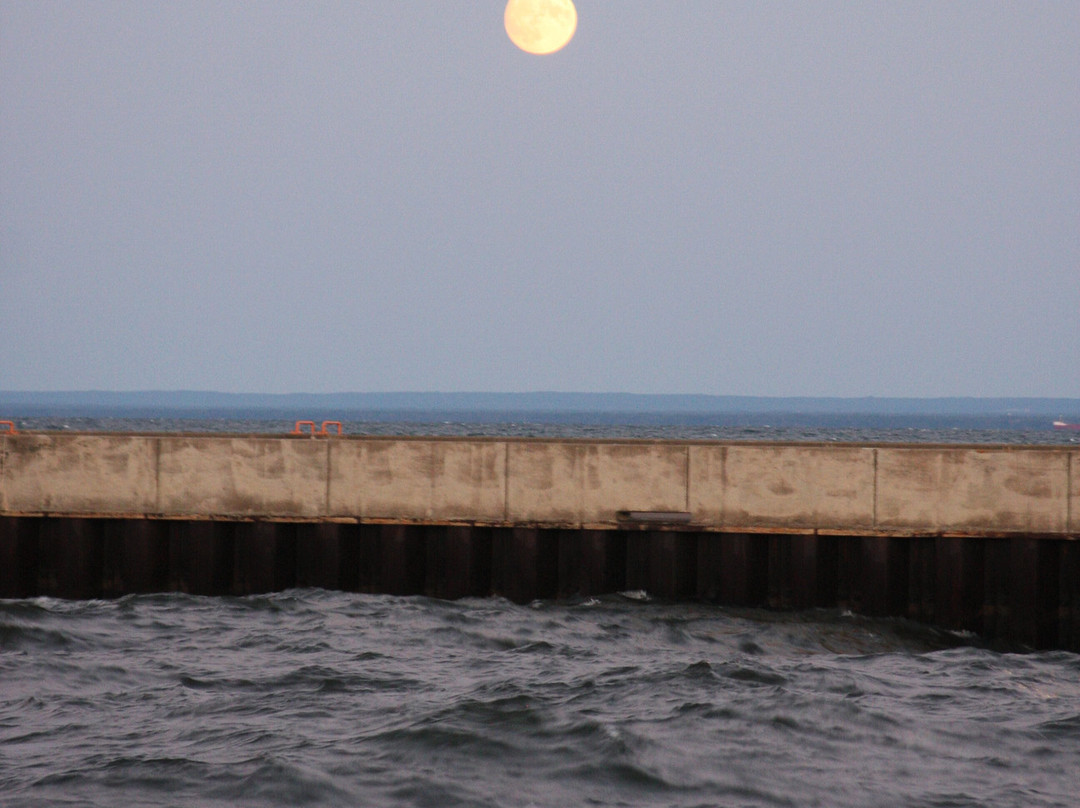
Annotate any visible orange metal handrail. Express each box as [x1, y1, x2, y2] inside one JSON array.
[[291, 420, 343, 437], [0, 420, 16, 434]]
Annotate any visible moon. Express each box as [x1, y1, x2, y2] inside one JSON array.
[[505, 0, 577, 55]]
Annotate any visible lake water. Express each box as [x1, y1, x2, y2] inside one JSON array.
[[8, 415, 1079, 445], [2, 590, 1079, 808]]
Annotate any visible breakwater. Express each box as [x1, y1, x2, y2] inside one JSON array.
[[1, 432, 1077, 649]]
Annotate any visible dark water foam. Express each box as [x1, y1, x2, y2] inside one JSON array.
[[2, 591, 1078, 807]]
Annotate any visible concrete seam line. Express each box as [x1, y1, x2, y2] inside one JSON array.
[[1068, 450, 1073, 534], [153, 437, 161, 515], [684, 445, 690, 513], [720, 445, 727, 528], [324, 440, 332, 518], [873, 448, 879, 529], [503, 441, 510, 523], [429, 441, 436, 522]]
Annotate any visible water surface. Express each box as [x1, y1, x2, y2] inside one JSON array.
[[2, 591, 1078, 807]]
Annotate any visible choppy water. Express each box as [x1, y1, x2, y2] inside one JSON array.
[[2, 591, 1078, 808], [9, 415, 1080, 444]]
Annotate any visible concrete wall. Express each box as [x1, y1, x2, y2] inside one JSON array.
[[1, 433, 1077, 536]]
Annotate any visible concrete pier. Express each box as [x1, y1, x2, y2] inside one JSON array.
[[1, 432, 1077, 649]]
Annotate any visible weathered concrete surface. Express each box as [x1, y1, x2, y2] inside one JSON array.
[[505, 442, 687, 525], [875, 447, 1072, 535], [688, 445, 876, 530], [157, 437, 329, 518], [1, 433, 1077, 536], [329, 440, 506, 522], [1, 434, 157, 515]]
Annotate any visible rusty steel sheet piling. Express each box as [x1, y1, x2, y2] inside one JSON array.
[[0, 515, 1078, 649], [1, 433, 1077, 649]]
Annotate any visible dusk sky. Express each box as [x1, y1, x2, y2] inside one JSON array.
[[2, 1, 1077, 397]]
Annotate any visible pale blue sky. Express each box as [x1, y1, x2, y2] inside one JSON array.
[[1, 1, 1077, 396]]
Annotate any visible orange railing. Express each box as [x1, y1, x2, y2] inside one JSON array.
[[291, 420, 344, 437], [0, 420, 16, 434]]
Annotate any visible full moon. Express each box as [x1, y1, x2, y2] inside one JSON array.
[[504, 0, 577, 55]]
